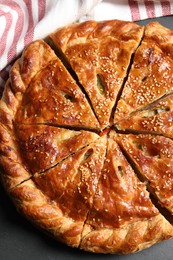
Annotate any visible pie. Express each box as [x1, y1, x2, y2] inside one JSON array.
[[1, 20, 173, 255]]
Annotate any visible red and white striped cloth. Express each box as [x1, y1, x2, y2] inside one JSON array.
[[93, 0, 173, 22], [0, 0, 173, 95]]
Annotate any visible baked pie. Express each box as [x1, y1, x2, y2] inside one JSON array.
[[1, 20, 173, 254]]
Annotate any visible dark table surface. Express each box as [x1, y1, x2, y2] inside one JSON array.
[[1, 15, 173, 260]]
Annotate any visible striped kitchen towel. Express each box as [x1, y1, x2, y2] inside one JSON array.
[[0, 0, 173, 94], [92, 0, 173, 22], [0, 0, 101, 92]]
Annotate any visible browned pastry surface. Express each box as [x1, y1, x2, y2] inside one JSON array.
[[15, 124, 99, 173], [15, 58, 100, 129], [114, 22, 173, 123], [116, 134, 173, 213], [0, 122, 31, 190], [116, 93, 173, 138], [9, 179, 84, 247], [33, 136, 107, 224], [80, 132, 173, 253], [50, 20, 144, 128], [1, 20, 173, 255]]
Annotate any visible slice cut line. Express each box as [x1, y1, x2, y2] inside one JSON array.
[[15, 58, 100, 130], [116, 133, 173, 214], [116, 93, 173, 139], [14, 124, 99, 174], [80, 131, 173, 254], [31, 136, 107, 245], [50, 20, 144, 128], [33, 135, 107, 220], [114, 22, 173, 123], [84, 132, 159, 229]]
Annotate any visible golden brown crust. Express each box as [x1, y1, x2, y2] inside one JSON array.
[[116, 134, 173, 213], [9, 136, 107, 248], [0, 40, 62, 190], [79, 133, 173, 254], [33, 136, 107, 221], [50, 20, 144, 50], [116, 93, 173, 138], [80, 214, 173, 254], [0, 122, 31, 190], [50, 20, 144, 128], [15, 124, 99, 173], [114, 22, 173, 123], [9, 179, 84, 247], [0, 41, 57, 126], [0, 80, 20, 126], [15, 58, 99, 129], [10, 40, 57, 93], [85, 133, 159, 228]]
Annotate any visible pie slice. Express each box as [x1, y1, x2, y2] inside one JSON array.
[[50, 20, 144, 128], [114, 22, 173, 123], [116, 133, 173, 214], [0, 40, 57, 127], [116, 93, 173, 138], [15, 124, 99, 174], [15, 58, 99, 129], [33, 135, 107, 221], [10, 136, 107, 247], [80, 131, 173, 254]]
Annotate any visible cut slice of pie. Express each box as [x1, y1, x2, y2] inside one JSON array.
[[15, 124, 99, 174], [80, 131, 173, 254], [116, 93, 173, 138], [15, 58, 99, 129], [0, 40, 57, 127], [50, 20, 144, 128], [116, 133, 173, 214], [9, 136, 106, 247], [33, 135, 107, 221], [1, 40, 100, 130], [114, 22, 173, 123]]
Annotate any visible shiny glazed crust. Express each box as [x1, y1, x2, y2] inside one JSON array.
[[80, 132, 173, 253], [116, 134, 173, 213], [116, 93, 173, 138], [1, 20, 173, 254], [114, 22, 173, 123], [0, 40, 58, 190], [50, 20, 144, 128], [15, 124, 99, 173]]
